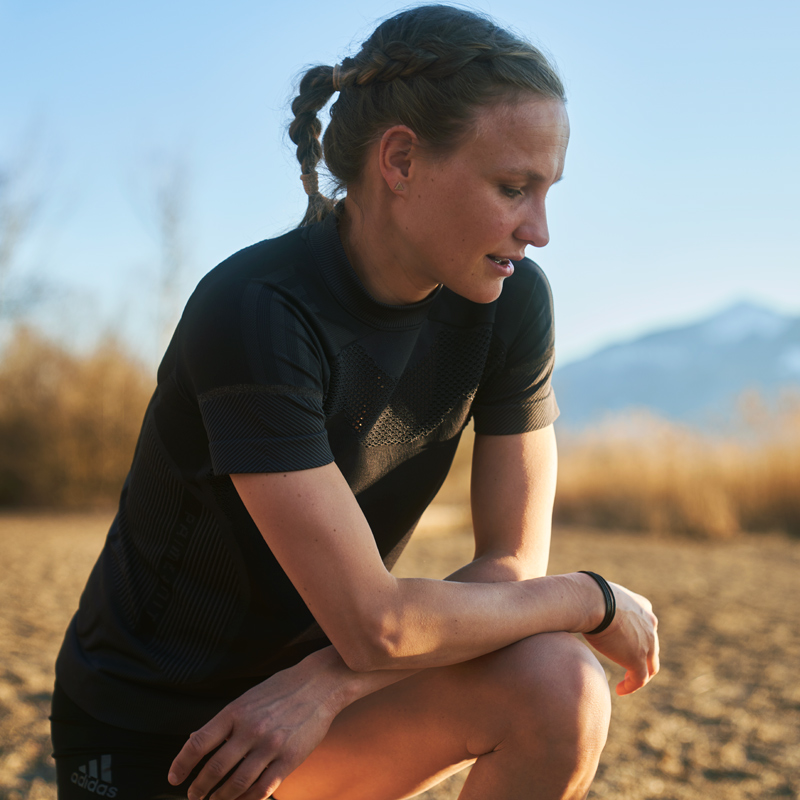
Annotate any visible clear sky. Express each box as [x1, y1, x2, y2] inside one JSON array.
[[1, 0, 798, 365]]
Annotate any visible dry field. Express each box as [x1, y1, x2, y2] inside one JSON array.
[[1, 510, 798, 800], [3, 326, 799, 539]]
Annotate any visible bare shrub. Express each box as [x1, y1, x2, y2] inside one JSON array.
[[0, 325, 152, 507]]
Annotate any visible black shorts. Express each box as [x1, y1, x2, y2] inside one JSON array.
[[50, 682, 257, 800]]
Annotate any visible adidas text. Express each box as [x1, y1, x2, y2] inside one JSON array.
[[71, 756, 118, 797]]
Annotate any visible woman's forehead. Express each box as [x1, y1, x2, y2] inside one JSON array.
[[459, 97, 569, 174]]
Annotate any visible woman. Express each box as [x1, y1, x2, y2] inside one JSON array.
[[52, 6, 659, 800]]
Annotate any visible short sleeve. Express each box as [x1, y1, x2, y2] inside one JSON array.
[[470, 261, 559, 435], [197, 385, 333, 474], [178, 273, 335, 475]]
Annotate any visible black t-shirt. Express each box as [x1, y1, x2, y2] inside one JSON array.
[[56, 212, 559, 733]]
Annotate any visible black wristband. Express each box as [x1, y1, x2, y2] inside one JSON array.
[[579, 571, 616, 635]]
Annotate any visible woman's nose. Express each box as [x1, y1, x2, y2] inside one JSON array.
[[515, 201, 550, 249]]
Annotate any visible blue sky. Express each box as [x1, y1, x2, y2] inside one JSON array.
[[1, 0, 798, 365]]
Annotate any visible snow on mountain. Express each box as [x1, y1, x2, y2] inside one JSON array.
[[553, 302, 800, 429], [700, 301, 792, 345]]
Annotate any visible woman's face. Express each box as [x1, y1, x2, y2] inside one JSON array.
[[397, 96, 569, 304]]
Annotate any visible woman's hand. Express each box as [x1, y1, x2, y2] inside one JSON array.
[[167, 653, 341, 800], [582, 581, 660, 696]]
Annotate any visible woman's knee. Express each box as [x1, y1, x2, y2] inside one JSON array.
[[468, 632, 611, 758]]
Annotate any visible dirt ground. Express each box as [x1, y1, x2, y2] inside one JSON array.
[[0, 510, 798, 800]]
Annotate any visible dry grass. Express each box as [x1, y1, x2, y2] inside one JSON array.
[[1, 323, 798, 542], [0, 326, 152, 507], [426, 402, 800, 541], [1, 511, 798, 800], [554, 401, 800, 538]]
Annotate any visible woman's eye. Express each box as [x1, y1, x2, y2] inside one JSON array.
[[501, 186, 524, 198]]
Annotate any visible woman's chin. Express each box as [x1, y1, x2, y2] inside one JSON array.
[[447, 277, 508, 305]]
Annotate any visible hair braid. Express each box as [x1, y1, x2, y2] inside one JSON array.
[[289, 5, 565, 226], [350, 40, 503, 86], [288, 65, 337, 226]]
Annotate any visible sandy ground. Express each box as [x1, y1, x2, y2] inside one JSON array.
[[0, 510, 798, 800]]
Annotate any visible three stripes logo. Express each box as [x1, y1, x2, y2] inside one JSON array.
[[70, 754, 118, 797]]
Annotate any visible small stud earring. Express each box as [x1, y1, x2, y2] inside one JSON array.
[[394, 182, 405, 191]]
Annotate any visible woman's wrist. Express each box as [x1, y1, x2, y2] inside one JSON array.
[[298, 646, 355, 715], [569, 571, 611, 634], [578, 571, 616, 634], [299, 646, 419, 714]]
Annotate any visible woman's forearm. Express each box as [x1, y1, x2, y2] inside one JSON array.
[[311, 549, 560, 709], [231, 468, 605, 675], [362, 571, 601, 671]]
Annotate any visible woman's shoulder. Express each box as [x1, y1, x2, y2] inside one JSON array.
[[181, 227, 324, 329], [161, 226, 333, 399], [170, 228, 326, 376], [196, 227, 309, 295], [490, 256, 555, 337], [505, 256, 553, 305]]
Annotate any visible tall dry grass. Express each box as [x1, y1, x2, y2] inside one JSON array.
[[554, 400, 800, 538], [1, 323, 798, 539], [0, 325, 153, 507]]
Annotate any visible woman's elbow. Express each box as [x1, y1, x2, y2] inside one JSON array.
[[333, 608, 406, 673]]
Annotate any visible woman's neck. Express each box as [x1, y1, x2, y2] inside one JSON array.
[[338, 193, 439, 306]]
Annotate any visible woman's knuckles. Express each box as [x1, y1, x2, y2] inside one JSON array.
[[205, 757, 229, 777], [229, 771, 256, 792], [252, 728, 284, 751], [188, 729, 213, 753]]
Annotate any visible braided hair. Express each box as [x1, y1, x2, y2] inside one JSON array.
[[289, 5, 565, 226]]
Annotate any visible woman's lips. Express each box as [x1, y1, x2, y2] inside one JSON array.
[[486, 255, 514, 275]]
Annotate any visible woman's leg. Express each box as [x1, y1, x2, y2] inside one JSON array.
[[275, 631, 611, 800]]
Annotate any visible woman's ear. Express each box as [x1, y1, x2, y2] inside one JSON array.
[[378, 126, 418, 195]]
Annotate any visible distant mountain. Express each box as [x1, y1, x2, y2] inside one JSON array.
[[552, 302, 800, 429]]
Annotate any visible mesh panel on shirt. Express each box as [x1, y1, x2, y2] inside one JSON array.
[[324, 343, 395, 439], [325, 327, 495, 446]]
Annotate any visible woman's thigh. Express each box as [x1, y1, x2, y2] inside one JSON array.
[[51, 632, 609, 800], [275, 631, 610, 800]]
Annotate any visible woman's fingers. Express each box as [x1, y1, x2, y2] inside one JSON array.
[[167, 657, 342, 799], [649, 618, 661, 677], [617, 640, 660, 695], [169, 722, 230, 786], [235, 761, 286, 800], [615, 612, 660, 696], [616, 665, 648, 695], [186, 740, 253, 800], [202, 750, 275, 800], [183, 714, 292, 800]]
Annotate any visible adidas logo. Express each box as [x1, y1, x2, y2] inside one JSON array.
[[70, 755, 118, 797]]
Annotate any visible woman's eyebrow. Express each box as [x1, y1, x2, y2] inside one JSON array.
[[500, 168, 565, 184]]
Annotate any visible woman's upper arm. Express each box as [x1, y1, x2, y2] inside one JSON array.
[[231, 466, 398, 671], [467, 266, 558, 579], [469, 425, 557, 578], [183, 277, 400, 670]]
